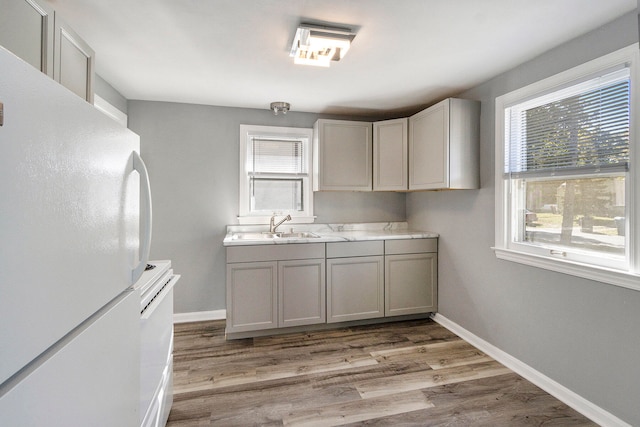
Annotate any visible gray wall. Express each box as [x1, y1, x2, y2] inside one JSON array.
[[407, 12, 640, 425], [127, 102, 405, 314]]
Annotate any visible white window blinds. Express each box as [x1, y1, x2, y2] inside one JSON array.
[[249, 138, 305, 175], [505, 67, 630, 177]]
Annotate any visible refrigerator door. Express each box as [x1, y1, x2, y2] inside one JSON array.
[[0, 289, 140, 426], [0, 46, 141, 384]]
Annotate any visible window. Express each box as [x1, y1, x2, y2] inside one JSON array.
[[494, 44, 640, 290], [238, 125, 314, 223]]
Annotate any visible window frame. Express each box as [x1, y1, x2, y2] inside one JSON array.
[[494, 44, 640, 291], [238, 124, 314, 224]]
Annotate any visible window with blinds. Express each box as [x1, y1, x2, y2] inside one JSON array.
[[249, 138, 305, 175], [238, 125, 313, 222], [248, 137, 307, 212], [494, 46, 638, 277], [505, 68, 630, 178]]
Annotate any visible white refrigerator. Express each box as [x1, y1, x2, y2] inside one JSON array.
[[0, 46, 151, 426]]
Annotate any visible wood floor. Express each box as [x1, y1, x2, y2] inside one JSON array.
[[168, 319, 595, 426]]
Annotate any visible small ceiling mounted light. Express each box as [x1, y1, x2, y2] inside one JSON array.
[[270, 101, 290, 115], [290, 24, 356, 67]]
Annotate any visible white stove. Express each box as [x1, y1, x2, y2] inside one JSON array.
[[134, 260, 180, 427]]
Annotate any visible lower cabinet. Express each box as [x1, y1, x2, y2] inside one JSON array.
[[385, 239, 438, 316], [279, 259, 326, 327], [226, 243, 325, 334], [226, 261, 278, 333], [225, 238, 437, 337], [327, 241, 384, 323]]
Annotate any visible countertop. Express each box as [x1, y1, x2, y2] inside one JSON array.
[[223, 222, 438, 246]]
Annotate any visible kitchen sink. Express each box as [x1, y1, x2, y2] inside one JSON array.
[[230, 231, 320, 241], [231, 232, 279, 240], [276, 232, 320, 239]]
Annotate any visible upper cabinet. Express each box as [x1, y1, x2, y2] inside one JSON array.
[[0, 0, 54, 77], [313, 119, 372, 191], [0, 0, 94, 103], [313, 99, 479, 193], [53, 14, 94, 104], [409, 98, 480, 190], [373, 118, 408, 191]]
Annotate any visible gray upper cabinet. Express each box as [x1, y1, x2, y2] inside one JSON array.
[[0, 0, 54, 77], [409, 98, 480, 190], [0, 0, 94, 103], [313, 119, 373, 191], [373, 118, 408, 191], [53, 13, 94, 104]]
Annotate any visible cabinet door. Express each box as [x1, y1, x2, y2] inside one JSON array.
[[327, 256, 384, 323], [385, 253, 437, 316], [226, 261, 278, 333], [314, 119, 372, 191], [409, 100, 449, 190], [448, 98, 481, 189], [279, 259, 326, 327], [373, 118, 408, 191], [53, 13, 94, 103], [0, 0, 54, 76]]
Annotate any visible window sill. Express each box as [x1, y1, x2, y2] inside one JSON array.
[[492, 247, 640, 292], [237, 215, 316, 225]]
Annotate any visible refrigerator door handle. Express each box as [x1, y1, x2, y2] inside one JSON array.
[[132, 151, 153, 284]]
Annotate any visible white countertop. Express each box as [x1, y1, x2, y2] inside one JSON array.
[[223, 222, 438, 246]]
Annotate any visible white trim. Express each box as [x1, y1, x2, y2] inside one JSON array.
[[493, 247, 640, 291], [93, 94, 128, 127], [173, 309, 226, 324], [237, 215, 316, 225], [431, 313, 632, 427]]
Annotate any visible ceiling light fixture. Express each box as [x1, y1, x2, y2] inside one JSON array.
[[270, 101, 290, 115], [290, 24, 355, 67]]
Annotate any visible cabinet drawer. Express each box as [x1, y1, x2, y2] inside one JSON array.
[[385, 238, 437, 255], [326, 241, 383, 258], [227, 243, 325, 263]]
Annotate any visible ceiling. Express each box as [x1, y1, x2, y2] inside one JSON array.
[[45, 0, 636, 116]]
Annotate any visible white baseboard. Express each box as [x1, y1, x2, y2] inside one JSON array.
[[173, 309, 226, 324], [431, 313, 631, 427]]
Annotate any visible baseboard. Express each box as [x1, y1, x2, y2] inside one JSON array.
[[431, 313, 631, 427], [173, 309, 226, 324]]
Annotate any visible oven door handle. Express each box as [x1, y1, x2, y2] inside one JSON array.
[[141, 275, 180, 320]]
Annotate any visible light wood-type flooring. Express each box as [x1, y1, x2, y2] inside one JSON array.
[[168, 319, 595, 426]]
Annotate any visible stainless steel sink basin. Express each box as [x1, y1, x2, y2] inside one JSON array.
[[230, 231, 320, 241], [231, 232, 278, 240], [276, 232, 320, 239]]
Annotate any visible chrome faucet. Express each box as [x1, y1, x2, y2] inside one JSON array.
[[269, 214, 292, 233]]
